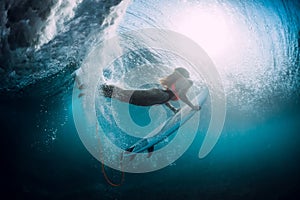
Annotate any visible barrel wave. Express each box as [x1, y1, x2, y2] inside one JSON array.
[[0, 0, 299, 199]]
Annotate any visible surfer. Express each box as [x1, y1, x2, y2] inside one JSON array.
[[101, 67, 200, 113]]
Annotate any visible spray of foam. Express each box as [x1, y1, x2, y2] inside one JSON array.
[[77, 0, 132, 121], [37, 0, 83, 49]]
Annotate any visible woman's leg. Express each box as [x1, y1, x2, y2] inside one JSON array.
[[129, 89, 170, 106], [101, 84, 134, 102], [101, 85, 171, 106]]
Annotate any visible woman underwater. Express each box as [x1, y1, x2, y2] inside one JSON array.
[[101, 67, 200, 113]]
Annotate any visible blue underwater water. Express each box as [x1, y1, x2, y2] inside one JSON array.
[[1, 0, 300, 199]]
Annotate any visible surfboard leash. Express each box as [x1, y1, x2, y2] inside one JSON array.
[[96, 123, 125, 187]]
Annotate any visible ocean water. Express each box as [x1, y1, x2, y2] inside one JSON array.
[[1, 0, 300, 199]]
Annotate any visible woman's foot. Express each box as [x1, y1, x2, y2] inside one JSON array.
[[100, 84, 114, 98]]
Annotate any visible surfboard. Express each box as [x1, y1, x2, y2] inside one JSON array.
[[124, 87, 209, 159]]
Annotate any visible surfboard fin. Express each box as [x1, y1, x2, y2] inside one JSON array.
[[124, 146, 137, 161], [125, 147, 134, 153], [147, 146, 154, 158]]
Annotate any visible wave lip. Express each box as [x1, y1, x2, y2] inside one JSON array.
[[0, 0, 123, 97]]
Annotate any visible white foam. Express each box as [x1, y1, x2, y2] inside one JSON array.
[[37, 0, 83, 49]]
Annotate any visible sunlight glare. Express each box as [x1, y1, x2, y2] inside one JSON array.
[[174, 7, 236, 58]]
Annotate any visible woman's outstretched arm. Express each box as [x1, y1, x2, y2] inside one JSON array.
[[165, 102, 180, 113], [177, 93, 200, 110]]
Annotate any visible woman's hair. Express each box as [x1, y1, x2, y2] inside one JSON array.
[[160, 67, 190, 88]]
